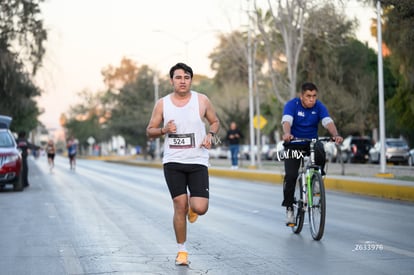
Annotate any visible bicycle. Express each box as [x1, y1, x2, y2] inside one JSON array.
[[288, 137, 333, 241]]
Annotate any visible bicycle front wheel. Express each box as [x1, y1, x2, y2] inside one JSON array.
[[291, 175, 304, 234], [308, 172, 326, 240]]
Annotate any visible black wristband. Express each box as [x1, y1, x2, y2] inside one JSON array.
[[209, 131, 215, 136]]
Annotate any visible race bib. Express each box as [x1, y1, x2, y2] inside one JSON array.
[[168, 133, 195, 149]]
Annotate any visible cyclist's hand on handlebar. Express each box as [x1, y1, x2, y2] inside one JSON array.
[[282, 133, 294, 142], [333, 135, 343, 145]]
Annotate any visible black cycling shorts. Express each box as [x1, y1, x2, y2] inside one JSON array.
[[163, 162, 209, 199]]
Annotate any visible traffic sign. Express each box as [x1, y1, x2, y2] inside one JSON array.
[[253, 115, 267, 129]]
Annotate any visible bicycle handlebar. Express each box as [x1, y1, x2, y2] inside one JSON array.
[[285, 137, 335, 145]]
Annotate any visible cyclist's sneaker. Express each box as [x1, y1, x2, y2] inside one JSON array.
[[286, 207, 295, 226], [175, 251, 189, 265], [188, 207, 198, 223]]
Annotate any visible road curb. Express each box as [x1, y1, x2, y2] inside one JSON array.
[[324, 178, 414, 202], [101, 158, 414, 202]]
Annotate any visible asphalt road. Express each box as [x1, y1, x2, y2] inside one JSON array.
[[0, 155, 413, 275]]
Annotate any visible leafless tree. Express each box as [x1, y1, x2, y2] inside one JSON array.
[[254, 0, 346, 104], [255, 0, 311, 103]]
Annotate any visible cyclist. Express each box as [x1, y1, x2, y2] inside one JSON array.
[[281, 82, 343, 226]]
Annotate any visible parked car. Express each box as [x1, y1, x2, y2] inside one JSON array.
[[241, 144, 273, 160], [0, 115, 23, 191], [319, 136, 338, 162], [368, 138, 410, 165], [339, 136, 372, 163], [261, 144, 273, 160], [209, 145, 230, 159], [266, 141, 285, 161]]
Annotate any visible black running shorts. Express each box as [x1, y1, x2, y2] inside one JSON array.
[[47, 153, 55, 160], [163, 162, 209, 199]]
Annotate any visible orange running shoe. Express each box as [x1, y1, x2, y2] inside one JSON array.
[[188, 207, 198, 223], [175, 251, 189, 265]]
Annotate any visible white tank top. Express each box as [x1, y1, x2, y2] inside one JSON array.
[[162, 91, 209, 166]]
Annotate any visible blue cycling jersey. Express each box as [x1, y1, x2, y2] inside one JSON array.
[[282, 98, 330, 138]]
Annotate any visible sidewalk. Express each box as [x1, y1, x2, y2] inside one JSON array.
[[95, 155, 414, 202]]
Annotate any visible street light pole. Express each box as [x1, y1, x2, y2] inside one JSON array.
[[247, 0, 255, 168], [376, 0, 387, 174], [153, 30, 193, 62], [153, 29, 219, 64]]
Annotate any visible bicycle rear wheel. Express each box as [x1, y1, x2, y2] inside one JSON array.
[[309, 172, 326, 240], [291, 176, 304, 234]]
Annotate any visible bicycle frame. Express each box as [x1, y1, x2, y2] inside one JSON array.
[[299, 163, 319, 210], [298, 139, 321, 209]]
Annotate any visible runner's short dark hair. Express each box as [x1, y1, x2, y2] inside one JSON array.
[[169, 63, 193, 79]]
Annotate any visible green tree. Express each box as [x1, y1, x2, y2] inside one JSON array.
[[0, 0, 47, 74], [101, 57, 140, 93], [64, 89, 111, 153], [0, 0, 47, 131], [328, 39, 380, 136], [380, 0, 414, 145], [208, 31, 255, 141], [210, 82, 250, 142], [0, 51, 42, 132], [298, 4, 395, 137], [108, 65, 170, 147], [209, 31, 249, 87]]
